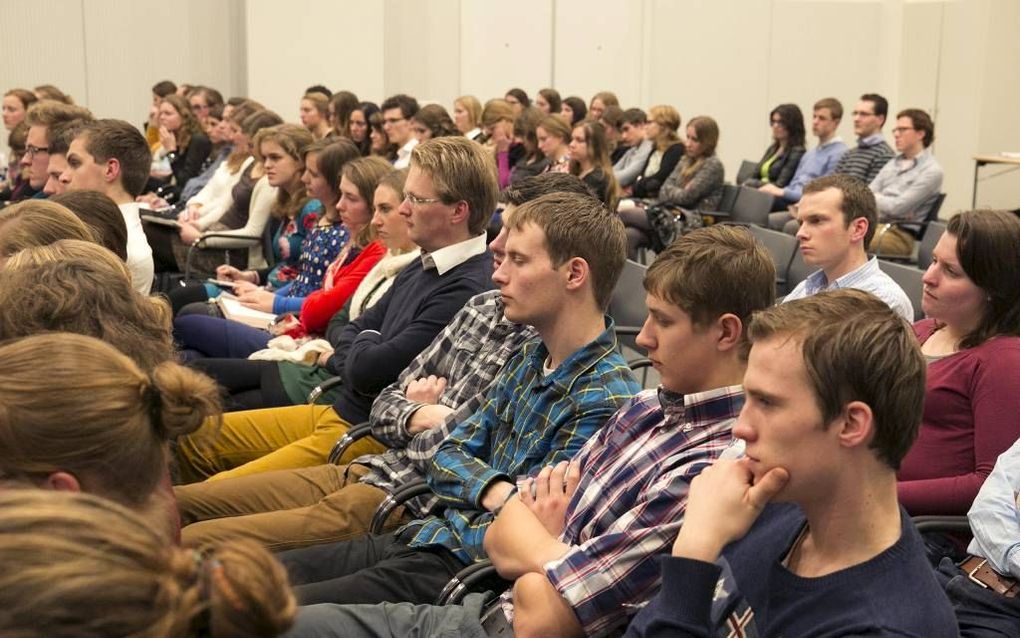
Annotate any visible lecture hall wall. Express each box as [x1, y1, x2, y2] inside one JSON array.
[[2, 0, 1017, 215]]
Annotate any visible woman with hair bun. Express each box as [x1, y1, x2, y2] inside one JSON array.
[[0, 490, 295, 637], [0, 332, 221, 540]]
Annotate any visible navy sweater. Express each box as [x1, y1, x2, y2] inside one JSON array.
[[327, 250, 494, 423], [625, 503, 958, 637]]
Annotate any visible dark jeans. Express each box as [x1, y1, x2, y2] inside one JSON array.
[[189, 358, 291, 411], [938, 558, 1020, 637], [277, 528, 466, 606]]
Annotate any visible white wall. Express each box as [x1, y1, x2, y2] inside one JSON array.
[[0, 0, 244, 156], [3, 0, 1017, 214]]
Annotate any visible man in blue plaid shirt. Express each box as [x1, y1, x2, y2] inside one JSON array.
[[277, 190, 640, 607], [285, 225, 779, 637]]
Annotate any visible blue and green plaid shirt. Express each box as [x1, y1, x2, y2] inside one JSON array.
[[406, 318, 640, 564]]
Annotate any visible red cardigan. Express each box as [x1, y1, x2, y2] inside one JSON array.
[[897, 319, 1020, 515], [299, 240, 386, 335]]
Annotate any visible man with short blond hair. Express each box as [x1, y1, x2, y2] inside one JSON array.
[[20, 99, 93, 195]]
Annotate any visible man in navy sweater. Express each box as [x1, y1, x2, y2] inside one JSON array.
[[176, 136, 498, 482], [626, 289, 957, 637]]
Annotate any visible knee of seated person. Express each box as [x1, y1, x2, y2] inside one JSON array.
[[511, 573, 581, 638]]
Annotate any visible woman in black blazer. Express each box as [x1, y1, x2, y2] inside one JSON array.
[[741, 103, 806, 189]]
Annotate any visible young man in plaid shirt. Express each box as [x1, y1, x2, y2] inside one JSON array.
[[174, 174, 591, 551], [277, 190, 640, 607], [286, 224, 777, 636]]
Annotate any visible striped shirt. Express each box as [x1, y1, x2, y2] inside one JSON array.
[[783, 256, 914, 323], [833, 133, 894, 185], [409, 320, 640, 564], [537, 385, 743, 636], [354, 291, 536, 516]]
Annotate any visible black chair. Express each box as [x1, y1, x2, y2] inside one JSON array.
[[748, 225, 797, 295], [917, 221, 946, 271], [184, 216, 281, 280], [710, 186, 773, 227], [608, 259, 649, 356], [735, 160, 757, 185], [785, 244, 814, 296], [877, 260, 925, 321], [873, 192, 946, 262]]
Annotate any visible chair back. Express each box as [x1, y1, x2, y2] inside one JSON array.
[[917, 220, 946, 270], [717, 183, 740, 213], [736, 160, 757, 185], [785, 246, 814, 296], [878, 260, 925, 321], [608, 259, 649, 351], [748, 225, 797, 294], [730, 186, 773, 226]]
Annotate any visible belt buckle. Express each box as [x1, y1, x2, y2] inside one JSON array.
[[967, 558, 991, 589]]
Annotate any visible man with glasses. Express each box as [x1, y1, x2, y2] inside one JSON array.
[[869, 108, 943, 256], [175, 136, 497, 483], [380, 94, 420, 168], [20, 100, 93, 198], [832, 93, 894, 185]]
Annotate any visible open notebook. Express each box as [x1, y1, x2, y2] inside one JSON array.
[[216, 294, 277, 330]]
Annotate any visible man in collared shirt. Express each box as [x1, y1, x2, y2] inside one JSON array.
[[283, 225, 777, 637], [833, 93, 894, 185], [938, 438, 1020, 636], [784, 174, 914, 322], [381, 94, 419, 169], [626, 289, 956, 638], [275, 191, 639, 607], [766, 98, 848, 229], [174, 176, 596, 551], [176, 137, 497, 483], [869, 107, 944, 256], [62, 119, 157, 294]]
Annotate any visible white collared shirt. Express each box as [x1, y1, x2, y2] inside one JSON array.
[[393, 138, 419, 169], [118, 202, 155, 294], [420, 232, 488, 275]]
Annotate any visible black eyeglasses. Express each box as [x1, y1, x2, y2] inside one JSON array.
[[24, 144, 49, 157]]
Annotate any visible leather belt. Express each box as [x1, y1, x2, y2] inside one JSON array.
[[960, 555, 1020, 598]]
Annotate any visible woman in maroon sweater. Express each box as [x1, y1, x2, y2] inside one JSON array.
[[897, 209, 1020, 515]]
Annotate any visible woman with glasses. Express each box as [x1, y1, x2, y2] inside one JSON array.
[[740, 103, 806, 189]]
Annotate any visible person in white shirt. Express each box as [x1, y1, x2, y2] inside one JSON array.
[[61, 119, 156, 294], [380, 94, 419, 169]]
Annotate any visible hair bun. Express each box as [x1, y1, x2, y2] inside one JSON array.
[[148, 362, 222, 439]]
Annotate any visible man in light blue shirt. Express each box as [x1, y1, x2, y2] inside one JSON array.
[[783, 174, 914, 322], [937, 439, 1020, 636], [765, 98, 848, 229], [869, 108, 943, 256]]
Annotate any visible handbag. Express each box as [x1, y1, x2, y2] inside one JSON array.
[[644, 204, 704, 252]]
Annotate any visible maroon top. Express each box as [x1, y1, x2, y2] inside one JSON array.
[[897, 318, 1020, 515]]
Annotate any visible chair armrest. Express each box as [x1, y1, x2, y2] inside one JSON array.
[[912, 515, 971, 535], [195, 232, 263, 250], [436, 559, 499, 606], [308, 376, 345, 404], [370, 480, 433, 535], [326, 421, 372, 465]]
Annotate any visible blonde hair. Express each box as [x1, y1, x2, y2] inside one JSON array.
[[0, 240, 174, 372], [410, 137, 498, 235], [647, 104, 682, 151], [454, 95, 483, 129], [0, 200, 97, 257], [0, 490, 296, 637], [0, 333, 221, 513]]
